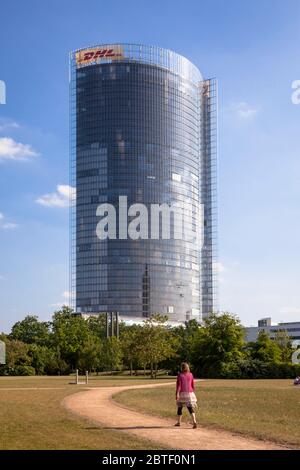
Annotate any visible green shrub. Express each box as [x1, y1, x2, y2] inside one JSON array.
[[13, 365, 36, 376], [217, 360, 300, 379]]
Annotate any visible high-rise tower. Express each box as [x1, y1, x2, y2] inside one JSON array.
[[70, 44, 217, 322]]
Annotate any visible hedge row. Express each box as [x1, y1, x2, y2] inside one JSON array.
[[218, 360, 300, 379]]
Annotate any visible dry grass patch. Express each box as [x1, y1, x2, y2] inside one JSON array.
[[114, 379, 300, 448], [0, 375, 170, 450]]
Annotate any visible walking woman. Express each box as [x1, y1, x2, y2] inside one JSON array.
[[175, 362, 197, 429]]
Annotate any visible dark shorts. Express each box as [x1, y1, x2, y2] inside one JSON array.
[[177, 405, 194, 415]]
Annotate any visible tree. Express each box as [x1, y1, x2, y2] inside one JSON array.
[[28, 344, 51, 375], [0, 338, 33, 375], [10, 315, 50, 345], [51, 307, 93, 369], [135, 315, 177, 378], [191, 312, 246, 376], [5, 339, 31, 368], [168, 320, 199, 373], [100, 337, 123, 374], [247, 331, 282, 363], [87, 315, 107, 340], [43, 348, 70, 375], [27, 344, 69, 375], [120, 324, 142, 375], [273, 329, 293, 363], [78, 336, 102, 372]]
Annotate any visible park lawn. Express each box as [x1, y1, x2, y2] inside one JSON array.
[[0, 375, 172, 450], [114, 379, 300, 448], [0, 374, 173, 389]]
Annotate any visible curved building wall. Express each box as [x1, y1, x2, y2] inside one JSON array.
[[70, 44, 217, 322]]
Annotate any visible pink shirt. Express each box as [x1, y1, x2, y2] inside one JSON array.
[[176, 372, 195, 394]]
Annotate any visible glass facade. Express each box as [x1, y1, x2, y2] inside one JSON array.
[[70, 44, 217, 322]]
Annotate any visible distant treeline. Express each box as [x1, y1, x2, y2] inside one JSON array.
[[1, 308, 299, 379]]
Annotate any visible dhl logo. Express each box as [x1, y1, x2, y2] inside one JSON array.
[[76, 47, 123, 66]]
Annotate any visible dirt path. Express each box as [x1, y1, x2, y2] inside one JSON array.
[[63, 382, 286, 450]]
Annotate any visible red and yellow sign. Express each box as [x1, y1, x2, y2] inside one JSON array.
[[76, 46, 123, 67]]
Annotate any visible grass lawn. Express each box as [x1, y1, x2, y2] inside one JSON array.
[[114, 379, 300, 448], [0, 375, 172, 450]]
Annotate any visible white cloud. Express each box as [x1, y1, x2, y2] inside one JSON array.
[[49, 302, 65, 308], [0, 212, 18, 230], [233, 102, 259, 120], [0, 118, 20, 132], [213, 261, 226, 284], [213, 261, 226, 273], [36, 184, 76, 208], [0, 137, 38, 161], [49, 290, 72, 308], [1, 222, 18, 229], [62, 291, 71, 301]]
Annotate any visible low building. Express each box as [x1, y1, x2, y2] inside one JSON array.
[[245, 318, 300, 345]]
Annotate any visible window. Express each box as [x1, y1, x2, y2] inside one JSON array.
[[172, 173, 182, 182], [78, 168, 99, 178]]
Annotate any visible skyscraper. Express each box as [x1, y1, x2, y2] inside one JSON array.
[[70, 44, 217, 323]]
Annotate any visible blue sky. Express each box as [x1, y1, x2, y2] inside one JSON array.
[[0, 0, 300, 331]]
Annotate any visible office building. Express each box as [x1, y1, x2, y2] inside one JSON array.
[[70, 44, 217, 322]]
